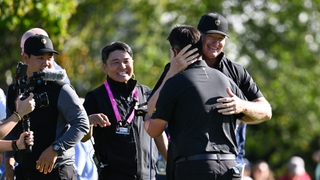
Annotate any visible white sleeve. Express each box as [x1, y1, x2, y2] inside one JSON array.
[[0, 88, 6, 121]]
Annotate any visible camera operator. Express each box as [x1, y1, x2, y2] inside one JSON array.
[[4, 34, 90, 180]]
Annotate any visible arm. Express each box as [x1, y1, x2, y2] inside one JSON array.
[[36, 84, 90, 174], [81, 125, 93, 142], [0, 94, 35, 139], [240, 97, 271, 124], [148, 45, 198, 116], [81, 113, 111, 142], [145, 113, 168, 161], [5, 157, 15, 180], [154, 132, 168, 161], [144, 118, 168, 138], [217, 88, 272, 124], [0, 131, 34, 152], [82, 91, 112, 142]]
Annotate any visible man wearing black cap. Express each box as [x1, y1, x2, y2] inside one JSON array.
[[197, 12, 272, 163], [147, 12, 272, 180], [145, 25, 253, 180], [4, 34, 90, 180]]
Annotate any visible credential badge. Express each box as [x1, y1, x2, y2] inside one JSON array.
[[41, 38, 47, 44], [215, 20, 220, 26]]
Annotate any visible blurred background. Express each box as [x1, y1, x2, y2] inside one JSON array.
[[1, 0, 320, 178]]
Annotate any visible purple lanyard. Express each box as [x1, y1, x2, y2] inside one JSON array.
[[104, 80, 138, 124]]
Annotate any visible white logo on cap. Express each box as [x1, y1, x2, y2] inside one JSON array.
[[215, 20, 220, 26], [41, 38, 47, 44]]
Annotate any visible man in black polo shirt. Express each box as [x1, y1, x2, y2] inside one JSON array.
[[145, 25, 255, 180], [147, 12, 272, 180]]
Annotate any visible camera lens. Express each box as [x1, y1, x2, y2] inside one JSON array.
[[34, 92, 49, 108]]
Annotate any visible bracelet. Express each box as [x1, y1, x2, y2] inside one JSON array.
[[11, 140, 19, 151], [13, 111, 22, 121]]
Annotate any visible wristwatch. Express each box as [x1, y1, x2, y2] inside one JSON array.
[[52, 144, 62, 154]]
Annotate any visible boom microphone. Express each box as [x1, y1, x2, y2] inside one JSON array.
[[33, 69, 67, 81]]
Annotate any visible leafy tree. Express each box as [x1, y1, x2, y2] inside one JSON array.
[[1, 0, 320, 178], [0, 0, 77, 90]]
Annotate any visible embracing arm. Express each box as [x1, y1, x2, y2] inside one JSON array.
[[239, 97, 272, 124], [148, 45, 198, 116], [217, 88, 272, 124]]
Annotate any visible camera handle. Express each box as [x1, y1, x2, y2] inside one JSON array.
[[22, 115, 32, 153]]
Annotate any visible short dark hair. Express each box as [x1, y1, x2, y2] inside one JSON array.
[[101, 41, 133, 64], [167, 25, 202, 57]]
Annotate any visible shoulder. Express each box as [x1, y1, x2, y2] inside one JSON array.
[[221, 56, 247, 72], [136, 83, 150, 91], [164, 73, 189, 92], [135, 83, 151, 97], [84, 84, 105, 100], [46, 81, 69, 93], [87, 84, 105, 95], [57, 82, 75, 93], [219, 55, 254, 85]]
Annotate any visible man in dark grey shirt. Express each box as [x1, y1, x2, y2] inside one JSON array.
[[4, 34, 89, 180]]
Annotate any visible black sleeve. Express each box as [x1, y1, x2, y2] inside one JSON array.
[[148, 63, 171, 101], [151, 77, 180, 122], [239, 66, 263, 101]]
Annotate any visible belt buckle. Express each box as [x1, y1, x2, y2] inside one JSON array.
[[232, 163, 245, 175]]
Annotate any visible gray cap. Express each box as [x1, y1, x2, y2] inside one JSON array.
[[286, 156, 305, 175]]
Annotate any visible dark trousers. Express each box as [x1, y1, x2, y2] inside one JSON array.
[[15, 164, 78, 180], [174, 159, 241, 180], [99, 167, 137, 180], [166, 144, 174, 180]]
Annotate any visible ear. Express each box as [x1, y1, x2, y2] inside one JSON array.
[[102, 63, 108, 74], [173, 49, 178, 57], [22, 53, 29, 64]]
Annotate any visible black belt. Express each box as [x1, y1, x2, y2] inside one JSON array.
[[176, 153, 236, 163]]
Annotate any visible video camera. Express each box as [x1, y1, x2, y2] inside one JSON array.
[[14, 62, 49, 108], [14, 62, 52, 153]]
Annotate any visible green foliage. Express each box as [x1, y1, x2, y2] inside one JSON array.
[[0, 0, 77, 89], [1, 0, 320, 178]]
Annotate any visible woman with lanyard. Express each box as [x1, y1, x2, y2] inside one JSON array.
[[82, 41, 167, 180]]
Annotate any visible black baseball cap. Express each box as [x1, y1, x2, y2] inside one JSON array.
[[24, 34, 59, 56], [197, 12, 229, 38]]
